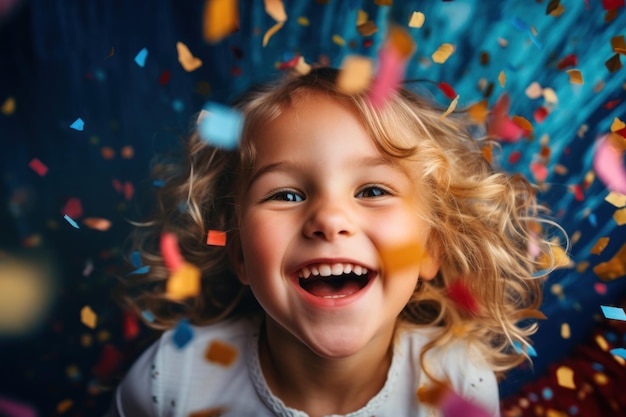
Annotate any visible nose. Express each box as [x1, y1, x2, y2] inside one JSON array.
[[302, 198, 356, 241]]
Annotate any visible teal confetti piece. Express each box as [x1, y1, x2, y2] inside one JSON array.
[[601, 305, 626, 321], [127, 265, 150, 275], [70, 117, 84, 131], [198, 102, 243, 150], [611, 348, 626, 359], [64, 214, 80, 229], [172, 319, 193, 349], [513, 340, 537, 357], [141, 310, 155, 323], [134, 48, 148, 67]]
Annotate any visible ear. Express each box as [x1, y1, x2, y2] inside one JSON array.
[[419, 247, 440, 281], [227, 234, 249, 285]]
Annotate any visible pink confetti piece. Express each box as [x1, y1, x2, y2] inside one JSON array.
[[0, 396, 37, 417], [368, 46, 405, 109], [593, 135, 626, 194], [28, 158, 48, 176], [487, 94, 524, 143], [161, 232, 184, 272], [530, 162, 549, 182]]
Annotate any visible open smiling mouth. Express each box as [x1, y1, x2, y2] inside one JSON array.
[[297, 263, 371, 299]]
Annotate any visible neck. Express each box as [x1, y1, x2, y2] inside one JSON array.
[[258, 316, 395, 417]]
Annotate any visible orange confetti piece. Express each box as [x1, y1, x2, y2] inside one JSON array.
[[264, 0, 287, 22], [612, 35, 626, 53], [439, 95, 459, 119], [1, 96, 15, 115], [357, 21, 378, 37], [120, 145, 134, 159], [374, 0, 392, 4], [556, 366, 576, 389], [611, 117, 625, 132], [498, 70, 506, 87], [387, 25, 415, 59], [262, 21, 283, 47], [432, 43, 455, 64], [203, 0, 239, 44], [166, 261, 201, 300], [56, 399, 73, 414], [337, 55, 374, 94], [590, 237, 610, 255], [205, 339, 238, 366], [161, 232, 184, 272], [83, 217, 112, 231], [176, 41, 203, 72], [81, 305, 97, 329], [593, 243, 626, 281], [511, 115, 533, 133], [615, 207, 626, 225], [467, 100, 489, 124], [408, 11, 425, 28], [101, 146, 115, 160], [206, 230, 227, 246], [566, 69, 584, 84]]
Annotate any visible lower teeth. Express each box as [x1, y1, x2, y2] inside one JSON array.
[[322, 294, 347, 299]]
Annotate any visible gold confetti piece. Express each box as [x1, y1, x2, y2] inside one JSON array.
[[81, 305, 97, 329], [332, 34, 346, 46], [357, 21, 378, 37], [551, 283, 563, 297], [262, 21, 283, 47], [374, 0, 392, 5], [596, 335, 609, 351], [566, 69, 584, 84], [542, 87, 558, 104], [605, 191, 626, 207], [556, 366, 576, 389], [205, 339, 238, 366], [297, 16, 309, 26], [611, 35, 626, 53], [611, 117, 625, 133], [594, 373, 608, 385], [356, 9, 368, 26], [614, 207, 626, 225], [1, 96, 16, 115], [560, 323, 571, 339], [606, 54, 623, 73], [498, 70, 506, 87], [166, 261, 201, 300], [189, 407, 227, 417], [264, 0, 287, 22], [83, 217, 112, 231], [408, 11, 425, 28], [81, 333, 93, 347], [525, 82, 543, 99], [538, 246, 572, 270], [549, 4, 566, 16], [593, 243, 626, 281], [57, 399, 73, 414], [511, 308, 548, 321], [203, 0, 239, 44], [576, 261, 589, 273], [512, 115, 533, 132], [176, 41, 203, 72], [590, 237, 610, 255], [294, 56, 311, 75], [432, 43, 455, 64], [337, 55, 374, 94], [439, 95, 459, 120], [467, 100, 489, 124]]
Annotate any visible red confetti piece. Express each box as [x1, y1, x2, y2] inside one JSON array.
[[29, 158, 48, 176], [278, 55, 301, 70], [508, 150, 521, 164], [604, 99, 621, 109], [447, 280, 479, 314], [602, 0, 624, 9], [122, 310, 140, 340], [530, 162, 549, 182], [556, 53, 578, 70], [92, 344, 123, 379], [62, 197, 83, 219], [206, 230, 227, 246], [159, 70, 171, 86], [123, 181, 134, 200], [112, 178, 122, 193], [533, 106, 549, 123], [572, 184, 584, 201], [438, 82, 457, 99], [161, 232, 184, 272], [594, 282, 607, 295]]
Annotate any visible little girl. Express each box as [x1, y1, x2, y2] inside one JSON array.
[[107, 67, 559, 417]]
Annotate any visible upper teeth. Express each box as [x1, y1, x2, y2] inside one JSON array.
[[297, 263, 368, 279]]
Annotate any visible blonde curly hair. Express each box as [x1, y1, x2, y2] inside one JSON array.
[[122, 67, 562, 379]]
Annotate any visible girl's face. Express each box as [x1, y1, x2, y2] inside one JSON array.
[[236, 91, 439, 359]]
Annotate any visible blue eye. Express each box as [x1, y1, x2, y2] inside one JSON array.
[[269, 190, 304, 202], [356, 186, 388, 198]]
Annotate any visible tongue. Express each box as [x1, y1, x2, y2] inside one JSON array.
[[302, 277, 363, 298]]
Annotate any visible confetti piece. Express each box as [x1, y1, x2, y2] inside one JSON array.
[[590, 237, 610, 255], [513, 340, 537, 357], [439, 95, 459, 120], [467, 100, 489, 124], [605, 54, 622, 73], [122, 310, 140, 340], [602, 0, 625, 9], [166, 261, 201, 300], [498, 70, 506, 87], [70, 117, 84, 131], [593, 243, 626, 281], [533, 106, 549, 123], [337, 55, 374, 94], [611, 117, 625, 133], [56, 399, 73, 414], [124, 181, 134, 200], [560, 323, 570, 339], [546, 0, 561, 15], [447, 280, 479, 314], [1, 96, 15, 115], [615, 208, 626, 225], [83, 217, 112, 231], [332, 34, 346, 46], [62, 197, 82, 219], [511, 115, 533, 133], [611, 347, 626, 359], [29, 158, 48, 176], [176, 41, 203, 72], [408, 11, 425, 28], [557, 53, 577, 70], [437, 82, 457, 99], [374, 0, 392, 4], [173, 319, 194, 348], [525, 81, 543, 99], [205, 339, 238, 366], [262, 21, 284, 47], [264, 0, 287, 22], [600, 305, 626, 320], [605, 191, 626, 207], [128, 265, 150, 276], [206, 230, 227, 246], [297, 16, 309, 26], [488, 94, 524, 142], [432, 43, 455, 64], [565, 69, 583, 84], [160, 232, 184, 272], [121, 145, 134, 159], [81, 305, 97, 329], [0, 396, 37, 417], [101, 146, 115, 159], [134, 48, 148, 67], [198, 101, 243, 149], [92, 344, 123, 378], [64, 214, 80, 229], [593, 135, 626, 194], [357, 21, 378, 37], [368, 32, 412, 108], [83, 259, 93, 276], [203, 0, 239, 43]]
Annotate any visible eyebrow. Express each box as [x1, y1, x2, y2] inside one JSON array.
[[245, 155, 404, 191]]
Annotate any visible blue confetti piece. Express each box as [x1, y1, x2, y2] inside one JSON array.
[[588, 213, 597, 227], [611, 347, 626, 359], [130, 250, 142, 268], [198, 102, 243, 150], [70, 117, 85, 131], [172, 99, 184, 113], [568, 406, 579, 415], [513, 340, 537, 357], [541, 387, 553, 400], [64, 214, 80, 229], [141, 310, 155, 323], [127, 265, 150, 275], [527, 30, 542, 49], [153, 180, 165, 187], [510, 16, 529, 31], [134, 48, 148, 67], [172, 319, 193, 349], [601, 305, 626, 321], [528, 392, 538, 402], [592, 362, 604, 372]]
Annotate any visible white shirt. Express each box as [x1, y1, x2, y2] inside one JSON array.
[[107, 315, 500, 417]]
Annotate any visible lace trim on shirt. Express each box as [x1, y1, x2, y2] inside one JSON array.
[[246, 322, 403, 417]]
